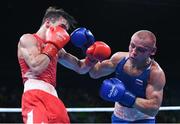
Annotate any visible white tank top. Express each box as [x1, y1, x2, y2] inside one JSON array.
[[114, 102, 155, 121]]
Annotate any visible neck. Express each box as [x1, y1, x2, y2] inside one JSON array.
[[131, 58, 151, 69], [36, 26, 47, 41]]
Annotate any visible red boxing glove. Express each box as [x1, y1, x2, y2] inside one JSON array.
[[85, 41, 111, 65], [42, 26, 70, 58]]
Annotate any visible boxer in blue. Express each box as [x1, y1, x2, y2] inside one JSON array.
[[89, 30, 166, 123]]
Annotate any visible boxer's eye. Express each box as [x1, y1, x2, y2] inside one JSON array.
[[59, 24, 67, 30], [136, 47, 148, 53]]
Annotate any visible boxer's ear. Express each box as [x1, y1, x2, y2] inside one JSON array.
[[45, 19, 51, 28], [150, 47, 156, 56]]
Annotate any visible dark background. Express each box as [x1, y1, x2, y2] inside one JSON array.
[[1, 0, 180, 122]]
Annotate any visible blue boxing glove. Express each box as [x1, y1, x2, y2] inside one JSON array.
[[70, 27, 95, 53], [99, 78, 136, 107]]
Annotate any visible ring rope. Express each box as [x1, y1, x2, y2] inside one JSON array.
[[0, 106, 180, 113]]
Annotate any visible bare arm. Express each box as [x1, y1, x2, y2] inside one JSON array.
[[58, 48, 97, 74], [18, 34, 50, 74], [133, 64, 166, 116], [89, 52, 126, 79]]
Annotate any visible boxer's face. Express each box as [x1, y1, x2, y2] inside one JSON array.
[[57, 16, 70, 31], [129, 36, 154, 61], [47, 16, 70, 31]]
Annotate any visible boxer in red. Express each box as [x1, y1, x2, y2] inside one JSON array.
[[17, 6, 111, 123]]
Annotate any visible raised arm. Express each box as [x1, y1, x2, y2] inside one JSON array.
[[58, 27, 111, 74], [89, 52, 126, 79], [58, 41, 111, 74], [58, 48, 93, 74]]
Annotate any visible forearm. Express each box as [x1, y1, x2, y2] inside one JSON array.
[[78, 59, 98, 74], [133, 97, 160, 116], [58, 53, 96, 74], [89, 62, 114, 79], [89, 66, 102, 79]]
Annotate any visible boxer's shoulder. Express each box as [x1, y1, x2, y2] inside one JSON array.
[[19, 33, 37, 47], [110, 52, 128, 64]]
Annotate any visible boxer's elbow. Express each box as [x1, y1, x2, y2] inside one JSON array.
[[148, 104, 160, 116], [30, 66, 46, 75], [76, 69, 87, 75], [146, 102, 161, 116], [29, 60, 49, 74], [89, 71, 100, 79], [150, 109, 159, 117], [135, 102, 160, 116], [144, 107, 159, 117]]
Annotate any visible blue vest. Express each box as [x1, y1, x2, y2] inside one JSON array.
[[115, 57, 151, 98]]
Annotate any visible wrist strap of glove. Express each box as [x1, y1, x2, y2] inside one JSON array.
[[85, 57, 97, 66], [42, 43, 58, 59], [119, 91, 136, 108]]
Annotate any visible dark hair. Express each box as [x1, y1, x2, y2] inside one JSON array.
[[41, 6, 77, 29]]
